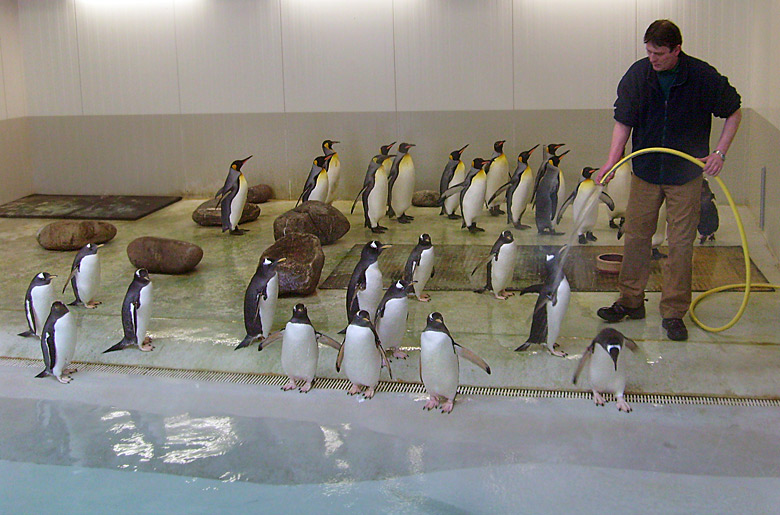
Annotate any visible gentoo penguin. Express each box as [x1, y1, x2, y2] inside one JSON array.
[[487, 144, 539, 229], [351, 154, 394, 233], [472, 230, 517, 300], [387, 142, 416, 223], [375, 279, 416, 359], [439, 145, 468, 219], [36, 301, 77, 383], [485, 140, 509, 216], [336, 309, 392, 399], [606, 160, 631, 229], [344, 240, 392, 330], [440, 157, 491, 233], [403, 233, 435, 302], [573, 327, 638, 412], [556, 167, 615, 244], [296, 154, 334, 206], [215, 155, 252, 235], [259, 304, 341, 393], [698, 178, 719, 244], [63, 243, 101, 308], [419, 312, 491, 414], [533, 150, 569, 235], [103, 268, 154, 353], [515, 246, 570, 357], [19, 272, 57, 338], [235, 257, 285, 350], [323, 139, 342, 204]]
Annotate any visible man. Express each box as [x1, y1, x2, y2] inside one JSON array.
[[595, 19, 742, 341]]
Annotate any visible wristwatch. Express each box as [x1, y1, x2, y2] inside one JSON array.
[[714, 149, 726, 162]]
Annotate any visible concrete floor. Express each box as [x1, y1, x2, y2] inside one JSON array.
[[1, 198, 779, 398]]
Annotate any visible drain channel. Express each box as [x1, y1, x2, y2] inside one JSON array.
[[3, 356, 778, 407]]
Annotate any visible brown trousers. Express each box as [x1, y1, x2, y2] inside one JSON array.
[[617, 174, 702, 319]]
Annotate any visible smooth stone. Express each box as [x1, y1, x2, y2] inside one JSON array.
[[248, 184, 273, 204], [126, 236, 203, 274], [261, 232, 324, 296], [191, 198, 260, 227], [412, 190, 440, 207], [273, 200, 350, 246], [36, 220, 117, 251]]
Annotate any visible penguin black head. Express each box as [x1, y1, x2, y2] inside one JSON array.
[[33, 272, 56, 285], [428, 312, 444, 324], [314, 154, 333, 170], [500, 230, 514, 243], [352, 309, 373, 327], [424, 312, 448, 332], [134, 268, 151, 283], [418, 233, 432, 247], [494, 140, 506, 153], [399, 142, 415, 153], [372, 153, 395, 165], [549, 150, 570, 167], [518, 144, 539, 163], [547, 143, 565, 155], [231, 155, 253, 171], [392, 278, 417, 295], [362, 240, 392, 260], [291, 303, 311, 324], [472, 157, 490, 169], [450, 144, 468, 160], [322, 140, 339, 151], [380, 142, 396, 155], [83, 243, 101, 254], [582, 167, 599, 179], [49, 301, 69, 318], [258, 256, 286, 274]]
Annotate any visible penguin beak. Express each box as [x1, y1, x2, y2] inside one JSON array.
[[529, 144, 540, 154], [275, 257, 287, 264], [609, 347, 620, 370], [241, 155, 253, 163], [459, 144, 469, 153], [380, 244, 393, 250]]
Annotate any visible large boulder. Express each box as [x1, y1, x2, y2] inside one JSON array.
[[273, 201, 350, 245], [412, 190, 440, 207], [248, 184, 273, 204], [261, 232, 324, 296], [36, 220, 117, 251], [192, 198, 261, 227], [126, 236, 203, 274]]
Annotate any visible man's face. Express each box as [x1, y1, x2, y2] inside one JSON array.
[[646, 42, 681, 71]]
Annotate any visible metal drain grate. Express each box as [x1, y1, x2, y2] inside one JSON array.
[[3, 356, 778, 407]]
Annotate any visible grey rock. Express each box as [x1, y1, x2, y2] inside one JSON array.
[[127, 236, 203, 274], [191, 198, 260, 227], [36, 220, 117, 251], [412, 190, 440, 207], [273, 200, 350, 246], [261, 232, 324, 296], [248, 184, 273, 204]]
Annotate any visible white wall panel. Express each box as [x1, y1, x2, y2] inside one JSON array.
[[18, 0, 81, 116], [75, 0, 180, 115], [0, 0, 27, 118], [175, 0, 284, 114], [0, 29, 6, 120], [394, 0, 513, 111], [513, 0, 636, 110], [281, 0, 396, 113]]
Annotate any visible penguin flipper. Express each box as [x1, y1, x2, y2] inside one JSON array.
[[518, 283, 543, 296], [63, 266, 78, 294], [350, 187, 366, 214], [316, 333, 342, 351], [487, 182, 511, 206], [622, 334, 639, 352], [600, 190, 615, 211], [18, 330, 35, 338], [258, 330, 284, 351], [437, 184, 464, 205], [235, 334, 257, 350], [556, 188, 577, 225], [572, 343, 595, 384], [336, 341, 345, 372], [35, 369, 51, 378], [470, 254, 494, 277], [103, 338, 132, 353], [454, 343, 491, 374]]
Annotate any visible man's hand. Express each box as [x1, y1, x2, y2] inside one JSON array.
[[701, 152, 725, 176]]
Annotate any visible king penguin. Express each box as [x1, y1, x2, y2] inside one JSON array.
[[103, 268, 154, 353], [36, 301, 77, 383], [516, 246, 570, 357], [296, 154, 334, 206], [375, 279, 416, 359], [440, 157, 491, 233], [19, 272, 56, 338], [336, 309, 392, 399], [323, 139, 342, 204], [439, 145, 468, 219], [606, 159, 631, 230], [487, 144, 539, 229], [235, 257, 285, 350], [63, 243, 101, 309], [344, 240, 392, 330], [379, 141, 396, 176], [419, 312, 491, 413], [472, 230, 517, 300], [404, 233, 435, 302], [533, 150, 569, 235], [215, 155, 252, 235], [351, 154, 394, 233], [556, 167, 615, 244], [573, 327, 639, 412], [485, 140, 509, 216], [698, 178, 719, 243], [387, 142, 416, 223]]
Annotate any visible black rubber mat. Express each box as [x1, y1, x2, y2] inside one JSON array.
[[0, 194, 182, 221], [319, 244, 769, 292]]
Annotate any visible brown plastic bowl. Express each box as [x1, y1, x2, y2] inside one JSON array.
[[596, 253, 623, 274]]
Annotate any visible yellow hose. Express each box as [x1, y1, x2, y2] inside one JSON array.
[[598, 147, 779, 332]]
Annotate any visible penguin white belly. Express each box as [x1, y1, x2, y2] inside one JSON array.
[[444, 168, 465, 215], [367, 172, 388, 227], [420, 331, 459, 400], [376, 297, 408, 348], [391, 163, 415, 215], [229, 175, 248, 230], [135, 283, 153, 343], [573, 188, 599, 234], [492, 244, 517, 293], [413, 248, 435, 298], [343, 325, 382, 387], [545, 277, 571, 348], [310, 173, 329, 203], [485, 160, 508, 206], [462, 176, 486, 226], [51, 312, 77, 378], [76, 254, 100, 303], [281, 323, 318, 382], [31, 284, 55, 333], [511, 173, 534, 223], [652, 201, 667, 248], [358, 263, 383, 322], [589, 348, 627, 396], [326, 156, 341, 203], [259, 275, 279, 338]]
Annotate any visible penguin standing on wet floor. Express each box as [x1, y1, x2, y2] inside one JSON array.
[[296, 154, 334, 206], [487, 144, 539, 229], [515, 246, 570, 357], [485, 140, 509, 216], [375, 279, 416, 360], [533, 150, 569, 235], [698, 177, 719, 243], [351, 154, 394, 233], [556, 167, 615, 244], [19, 272, 57, 338], [404, 233, 435, 302], [235, 257, 285, 351], [323, 140, 342, 204], [36, 301, 77, 384], [63, 243, 101, 309], [215, 155, 252, 235], [336, 309, 392, 399], [439, 145, 468, 219], [387, 142, 416, 223], [103, 268, 154, 353], [344, 240, 392, 330], [606, 159, 631, 230], [419, 312, 491, 414], [573, 327, 639, 412], [440, 157, 491, 233], [472, 230, 517, 300]]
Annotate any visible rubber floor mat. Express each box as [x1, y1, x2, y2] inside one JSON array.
[[0, 194, 181, 220]]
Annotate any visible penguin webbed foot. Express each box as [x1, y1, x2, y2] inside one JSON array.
[[447, 214, 461, 220], [85, 301, 101, 309], [578, 234, 588, 244], [592, 391, 607, 406], [417, 294, 431, 302], [488, 206, 505, 216], [370, 226, 387, 234], [282, 379, 298, 391], [616, 396, 632, 413], [56, 375, 73, 384], [424, 396, 440, 410], [362, 387, 376, 399], [494, 290, 514, 300], [467, 224, 485, 233], [299, 380, 314, 393], [230, 228, 247, 235], [347, 383, 363, 396], [139, 337, 154, 352], [586, 231, 597, 242], [391, 348, 408, 360], [513, 223, 531, 230], [397, 214, 413, 223], [440, 400, 454, 413], [63, 367, 77, 375], [548, 345, 567, 358]]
